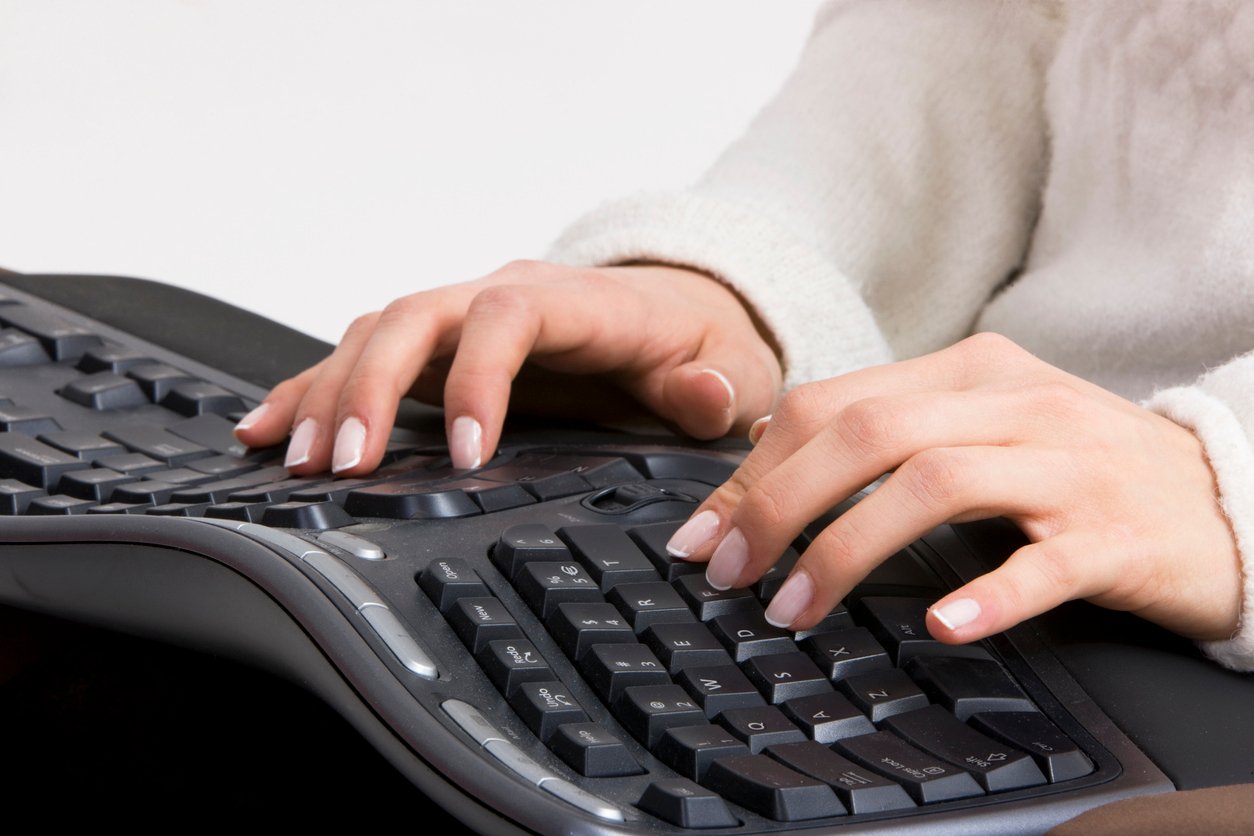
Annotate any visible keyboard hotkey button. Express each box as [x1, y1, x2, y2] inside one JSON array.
[[763, 740, 914, 814], [637, 779, 738, 829], [702, 754, 844, 822], [539, 778, 626, 823], [420, 557, 489, 612], [483, 738, 553, 786], [550, 722, 642, 778], [300, 549, 387, 609], [441, 698, 507, 746], [478, 638, 553, 696], [509, 680, 588, 742], [881, 705, 1045, 792], [969, 711, 1094, 783], [357, 603, 438, 679], [449, 597, 524, 654]]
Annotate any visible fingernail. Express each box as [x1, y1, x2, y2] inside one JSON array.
[[706, 528, 749, 590], [450, 415, 483, 469], [285, 418, 318, 468], [931, 598, 981, 631], [666, 510, 720, 558], [699, 368, 736, 411], [765, 569, 813, 628], [748, 414, 772, 445], [332, 416, 367, 473], [234, 402, 270, 434]]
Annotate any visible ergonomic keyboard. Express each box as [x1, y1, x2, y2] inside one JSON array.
[[0, 274, 1201, 832]]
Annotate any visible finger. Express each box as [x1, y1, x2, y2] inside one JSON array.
[[233, 359, 326, 447], [283, 311, 384, 473], [702, 388, 1044, 590], [925, 532, 1107, 643], [440, 281, 671, 469], [656, 329, 780, 439], [327, 288, 475, 475]]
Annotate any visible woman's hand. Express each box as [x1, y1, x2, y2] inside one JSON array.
[[233, 261, 782, 474], [666, 333, 1243, 645]]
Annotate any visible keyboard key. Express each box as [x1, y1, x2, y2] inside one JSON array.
[[0, 404, 60, 435], [57, 372, 148, 410], [764, 741, 914, 814], [27, 494, 96, 515], [559, 525, 658, 590], [478, 638, 554, 696], [791, 606, 855, 640], [170, 465, 291, 504], [838, 669, 929, 723], [627, 520, 703, 581], [702, 754, 843, 822], [720, 705, 806, 753], [93, 452, 165, 476], [344, 481, 481, 520], [968, 712, 1094, 783], [167, 413, 258, 457], [448, 597, 524, 654], [38, 431, 125, 462], [261, 500, 355, 530], [675, 574, 757, 621], [780, 692, 874, 744], [581, 643, 670, 703], [754, 546, 800, 602], [881, 705, 1047, 792], [743, 652, 832, 704], [58, 468, 134, 502], [0, 328, 51, 366], [607, 581, 693, 632], [509, 680, 588, 742], [904, 656, 1035, 720], [76, 344, 152, 373], [636, 779, 738, 829], [613, 684, 705, 748], [492, 524, 572, 579], [111, 480, 179, 505], [125, 363, 195, 400], [0, 479, 44, 514], [517, 561, 603, 618], [419, 558, 490, 613], [0, 433, 83, 489], [549, 723, 640, 778], [642, 622, 733, 673], [675, 664, 765, 718], [654, 723, 749, 781], [835, 731, 984, 804], [709, 610, 794, 662], [800, 627, 892, 681], [103, 424, 213, 466], [549, 602, 635, 661], [856, 597, 992, 665], [0, 304, 102, 360], [160, 381, 246, 416]]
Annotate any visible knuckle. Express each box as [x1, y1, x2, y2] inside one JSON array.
[[834, 397, 906, 455], [951, 332, 1030, 377], [805, 520, 861, 580], [342, 310, 382, 339], [775, 383, 828, 429], [495, 258, 546, 281], [1023, 541, 1081, 599], [900, 447, 969, 510], [467, 284, 534, 321], [735, 481, 793, 534]]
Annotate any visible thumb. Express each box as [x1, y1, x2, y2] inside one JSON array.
[[657, 343, 779, 439]]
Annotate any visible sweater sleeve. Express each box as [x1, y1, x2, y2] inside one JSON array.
[[548, 0, 1062, 388], [1145, 352, 1254, 672]]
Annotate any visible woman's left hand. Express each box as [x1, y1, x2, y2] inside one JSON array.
[[665, 333, 1243, 644]]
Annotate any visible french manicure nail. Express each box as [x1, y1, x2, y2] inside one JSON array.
[[450, 415, 483, 469], [706, 528, 749, 590], [666, 510, 720, 558], [748, 414, 772, 445], [765, 569, 813, 628], [931, 598, 981, 631], [332, 416, 367, 473], [699, 368, 736, 411], [234, 402, 270, 434], [284, 418, 318, 468]]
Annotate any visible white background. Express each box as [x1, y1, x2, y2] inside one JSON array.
[[0, 1, 823, 346]]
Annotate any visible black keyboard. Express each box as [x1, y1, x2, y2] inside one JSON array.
[[0, 277, 1177, 832]]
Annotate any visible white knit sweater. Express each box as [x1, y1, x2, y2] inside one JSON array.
[[548, 0, 1254, 669]]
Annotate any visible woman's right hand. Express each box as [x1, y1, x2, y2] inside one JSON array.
[[233, 260, 782, 474]]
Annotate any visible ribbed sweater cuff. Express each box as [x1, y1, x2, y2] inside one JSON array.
[[547, 191, 893, 389], [1145, 386, 1254, 671]]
